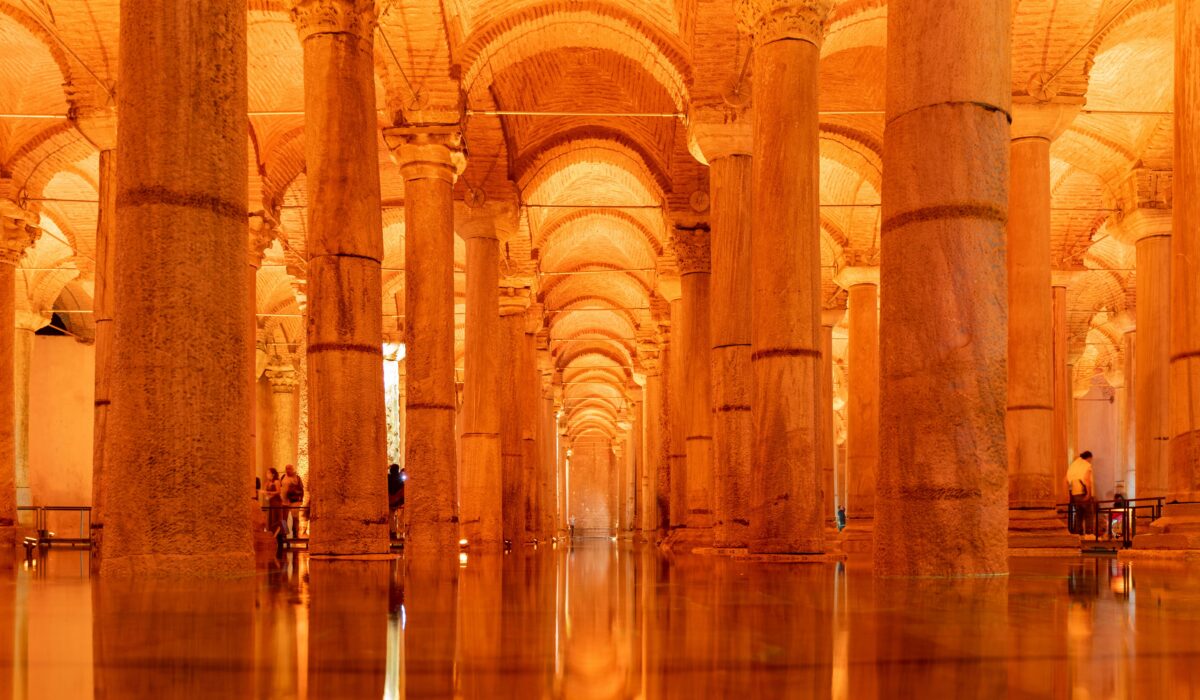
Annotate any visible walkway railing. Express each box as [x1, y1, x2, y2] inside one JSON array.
[[1055, 497, 1164, 549], [17, 506, 91, 546]]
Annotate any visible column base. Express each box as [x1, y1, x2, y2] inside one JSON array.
[[1007, 508, 1078, 551], [659, 527, 713, 553], [835, 518, 875, 555], [404, 521, 461, 557], [1133, 503, 1200, 550]]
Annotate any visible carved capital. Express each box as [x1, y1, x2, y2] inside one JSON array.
[[288, 0, 377, 41], [833, 265, 879, 290], [265, 362, 300, 393], [0, 199, 40, 266], [248, 211, 278, 268], [671, 225, 711, 275], [383, 126, 466, 183], [1111, 208, 1172, 246], [735, 0, 833, 48], [14, 310, 50, 332], [687, 108, 753, 164], [1010, 100, 1081, 141], [499, 286, 531, 317]]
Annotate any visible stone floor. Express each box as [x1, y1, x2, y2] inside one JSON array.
[[0, 542, 1196, 698]]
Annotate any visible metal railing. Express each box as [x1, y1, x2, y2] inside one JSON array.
[[17, 506, 91, 546], [1056, 497, 1164, 549]]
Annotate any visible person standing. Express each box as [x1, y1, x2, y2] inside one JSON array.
[[264, 467, 284, 535], [281, 464, 305, 538], [1066, 451, 1096, 537], [387, 464, 405, 539]]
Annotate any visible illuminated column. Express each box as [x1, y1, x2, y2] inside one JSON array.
[[1170, 0, 1200, 505], [75, 111, 115, 547], [660, 281, 687, 533], [0, 198, 41, 539], [1121, 330, 1137, 493], [1114, 211, 1171, 499], [247, 214, 274, 483], [636, 339, 664, 535], [499, 288, 530, 544], [265, 362, 299, 469], [835, 267, 879, 529], [458, 214, 502, 548], [13, 310, 48, 523], [105, 0, 251, 574], [875, 0, 1011, 576], [819, 310, 841, 523], [628, 384, 644, 535], [1006, 104, 1077, 547], [673, 223, 714, 538], [690, 121, 754, 549], [539, 356, 557, 538], [384, 125, 464, 554], [292, 0, 388, 555], [1051, 273, 1072, 492], [521, 306, 541, 541], [737, 0, 831, 554]]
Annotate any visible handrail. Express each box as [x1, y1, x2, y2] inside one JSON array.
[[18, 505, 92, 546]]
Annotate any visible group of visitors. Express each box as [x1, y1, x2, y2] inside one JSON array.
[[263, 464, 305, 540]]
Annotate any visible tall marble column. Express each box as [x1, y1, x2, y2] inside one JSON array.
[[292, 0, 388, 556], [662, 291, 687, 534], [539, 359, 557, 538], [1170, 0, 1200, 505], [459, 214, 502, 548], [1051, 274, 1072, 492], [105, 0, 252, 574], [875, 0, 1011, 576], [835, 267, 879, 529], [819, 311, 838, 523], [629, 385, 644, 536], [75, 112, 115, 548], [1121, 330, 1137, 493], [1116, 211, 1172, 498], [636, 340, 664, 535], [13, 310, 48, 524], [247, 214, 274, 485], [521, 307, 541, 540], [385, 126, 464, 554], [500, 288, 530, 544], [736, 0, 831, 554], [265, 363, 299, 470], [0, 201, 37, 542], [690, 122, 753, 549], [1006, 104, 1076, 547], [673, 224, 714, 540]]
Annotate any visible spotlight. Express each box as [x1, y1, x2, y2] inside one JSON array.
[[458, 538, 469, 548]]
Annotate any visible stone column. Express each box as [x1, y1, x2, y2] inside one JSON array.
[[521, 307, 541, 541], [0, 201, 38, 542], [1116, 211, 1172, 498], [690, 122, 754, 549], [265, 363, 299, 470], [1121, 330, 1137, 493], [835, 267, 879, 533], [673, 224, 714, 541], [458, 214, 502, 548], [292, 0, 388, 556], [1170, 0, 1200, 505], [661, 288, 687, 534], [75, 112, 115, 547], [499, 288, 530, 544], [247, 214, 274, 485], [737, 0, 831, 554], [875, 0, 1011, 576], [13, 310, 48, 523], [1051, 274, 1071, 492], [384, 126, 463, 554], [636, 340, 663, 535], [539, 358, 557, 538], [1006, 104, 1077, 547], [820, 312, 838, 524], [105, 0, 252, 574], [629, 385, 644, 536]]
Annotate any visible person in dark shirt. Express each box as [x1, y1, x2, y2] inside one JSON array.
[[388, 464, 405, 539]]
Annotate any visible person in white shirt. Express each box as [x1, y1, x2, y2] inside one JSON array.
[[1066, 451, 1096, 536]]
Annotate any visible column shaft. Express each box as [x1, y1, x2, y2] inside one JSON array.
[[13, 323, 36, 521], [709, 155, 753, 547], [394, 131, 461, 553], [520, 324, 540, 540], [1139, 235, 1171, 497], [0, 265, 14, 532], [876, 0, 1011, 576], [91, 149, 116, 545], [499, 299, 527, 543], [295, 0, 388, 555], [1170, 0, 1200, 498], [1007, 137, 1055, 507], [846, 283, 879, 519], [105, 0, 252, 573], [460, 225, 502, 547], [641, 371, 663, 533], [742, 1, 829, 553], [820, 322, 835, 523], [1051, 283, 1070, 491], [677, 229, 713, 532], [666, 315, 687, 531]]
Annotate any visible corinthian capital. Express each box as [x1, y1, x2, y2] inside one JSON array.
[[735, 0, 834, 48], [289, 0, 377, 41], [671, 223, 711, 276], [248, 211, 278, 268], [0, 199, 39, 267]]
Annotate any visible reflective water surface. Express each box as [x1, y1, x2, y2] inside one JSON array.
[[0, 542, 1197, 698]]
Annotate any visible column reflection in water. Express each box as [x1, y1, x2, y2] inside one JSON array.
[[562, 543, 629, 699], [403, 555, 458, 697], [306, 559, 390, 697], [256, 554, 307, 699]]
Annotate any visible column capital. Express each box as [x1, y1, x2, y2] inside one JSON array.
[[73, 106, 118, 151], [656, 262, 682, 302], [821, 308, 846, 328], [834, 265, 879, 290], [458, 211, 497, 241], [383, 126, 466, 184], [671, 224, 711, 275], [1111, 208, 1172, 246], [735, 0, 833, 48], [687, 113, 753, 165], [265, 362, 300, 393], [635, 338, 661, 375], [525, 302, 544, 333], [1010, 100, 1082, 141], [14, 310, 50, 332], [0, 199, 40, 266], [499, 286, 531, 316], [248, 211, 278, 268], [288, 0, 377, 41]]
